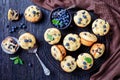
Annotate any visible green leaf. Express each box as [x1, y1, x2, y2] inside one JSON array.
[[14, 59, 19, 64], [10, 56, 19, 60], [52, 19, 59, 25], [18, 59, 23, 65], [10, 56, 24, 65], [47, 34, 54, 41], [85, 57, 92, 63]]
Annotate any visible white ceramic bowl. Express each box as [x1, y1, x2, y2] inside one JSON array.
[[1, 37, 19, 54]]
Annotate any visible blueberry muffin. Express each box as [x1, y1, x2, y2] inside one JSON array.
[[24, 5, 42, 23], [44, 28, 61, 45], [1, 36, 19, 54], [61, 56, 77, 72], [76, 53, 94, 70], [73, 10, 91, 27], [79, 32, 97, 46], [19, 33, 36, 50], [92, 19, 110, 36], [63, 33, 81, 51], [8, 8, 19, 21], [51, 45, 66, 61], [90, 43, 105, 59]]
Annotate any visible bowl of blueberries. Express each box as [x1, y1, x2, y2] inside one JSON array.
[[50, 7, 72, 29]]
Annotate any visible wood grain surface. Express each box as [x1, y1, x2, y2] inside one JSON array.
[[0, 0, 102, 80]]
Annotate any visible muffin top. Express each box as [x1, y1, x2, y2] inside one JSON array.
[[74, 10, 91, 27], [79, 32, 97, 42], [19, 32, 36, 50], [44, 28, 61, 45], [63, 33, 81, 51], [76, 53, 94, 70], [24, 5, 42, 22], [92, 19, 110, 36]]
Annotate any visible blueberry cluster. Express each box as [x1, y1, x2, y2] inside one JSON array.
[[6, 23, 27, 33], [51, 8, 71, 29]]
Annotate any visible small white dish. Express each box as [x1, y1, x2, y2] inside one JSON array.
[[1, 36, 19, 54]]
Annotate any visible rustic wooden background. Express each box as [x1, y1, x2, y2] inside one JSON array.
[[0, 0, 103, 80]]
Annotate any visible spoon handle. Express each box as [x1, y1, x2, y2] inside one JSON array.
[[35, 53, 50, 76]]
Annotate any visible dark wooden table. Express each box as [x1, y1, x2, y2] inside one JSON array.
[[0, 0, 101, 80]]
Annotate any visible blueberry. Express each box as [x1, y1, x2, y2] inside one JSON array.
[[19, 25, 22, 28], [20, 13, 24, 17], [66, 15, 69, 18], [12, 46, 16, 48], [22, 25, 27, 29], [83, 15, 87, 19], [65, 43, 69, 46], [11, 26, 17, 29], [6, 24, 9, 28], [67, 63, 71, 66], [103, 25, 106, 28], [14, 26, 18, 29], [69, 37, 72, 40], [78, 21, 81, 24], [60, 24, 64, 28], [79, 18, 82, 21], [82, 11, 85, 14], [62, 10, 66, 14], [56, 25, 60, 28], [19, 23, 27, 29], [68, 37, 76, 42], [9, 30, 13, 33], [24, 39, 28, 42], [11, 26, 15, 29], [71, 38, 76, 42], [32, 11, 36, 15], [66, 20, 69, 23], [65, 22, 68, 26], [83, 66, 87, 69], [20, 23, 25, 26], [28, 63, 33, 67], [83, 62, 87, 65], [11, 29, 15, 32], [94, 24, 97, 27], [28, 39, 32, 42], [104, 29, 106, 32], [12, 40, 17, 44]]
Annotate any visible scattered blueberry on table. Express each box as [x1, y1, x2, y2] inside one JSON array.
[[7, 23, 27, 33]]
